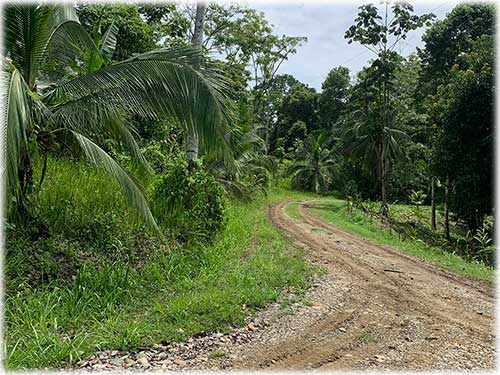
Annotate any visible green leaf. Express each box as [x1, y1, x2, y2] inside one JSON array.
[[2, 64, 32, 199], [99, 19, 119, 61], [71, 131, 158, 230], [47, 47, 234, 154]]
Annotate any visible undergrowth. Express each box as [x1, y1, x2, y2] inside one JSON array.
[[4, 160, 314, 369]]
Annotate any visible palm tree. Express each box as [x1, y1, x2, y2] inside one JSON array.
[[205, 123, 273, 199], [343, 109, 408, 216], [2, 4, 233, 227], [288, 132, 337, 194], [186, 1, 207, 165]]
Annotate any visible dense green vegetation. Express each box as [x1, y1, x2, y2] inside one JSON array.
[[265, 3, 495, 264], [2, 1, 494, 370], [5, 160, 314, 368]]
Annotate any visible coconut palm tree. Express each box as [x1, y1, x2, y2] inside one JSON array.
[[288, 132, 337, 194], [2, 4, 233, 228], [205, 123, 273, 199]]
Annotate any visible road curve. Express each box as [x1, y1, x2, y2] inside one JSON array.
[[232, 199, 495, 370]]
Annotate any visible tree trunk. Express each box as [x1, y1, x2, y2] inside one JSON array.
[[380, 172, 388, 215], [314, 170, 319, 194], [186, 1, 206, 166], [444, 175, 450, 241], [431, 176, 436, 230], [38, 154, 48, 190], [186, 134, 199, 165], [379, 141, 388, 216], [264, 116, 270, 155]]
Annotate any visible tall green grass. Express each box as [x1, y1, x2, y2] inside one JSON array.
[[5, 160, 314, 369], [5, 157, 161, 290]]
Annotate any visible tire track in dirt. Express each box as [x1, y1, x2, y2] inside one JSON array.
[[231, 199, 495, 370]]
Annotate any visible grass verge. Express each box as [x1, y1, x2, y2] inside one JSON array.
[[5, 191, 314, 369]]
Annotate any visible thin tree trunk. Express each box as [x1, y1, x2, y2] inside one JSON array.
[[431, 176, 436, 230], [380, 6, 391, 218], [264, 116, 270, 155], [379, 141, 388, 216], [186, 1, 206, 166], [444, 175, 450, 241], [15, 149, 33, 222], [381, 172, 387, 215], [315, 170, 319, 194]]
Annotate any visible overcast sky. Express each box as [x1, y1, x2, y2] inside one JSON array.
[[247, 0, 463, 90]]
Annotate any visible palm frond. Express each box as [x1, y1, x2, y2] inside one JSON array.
[[99, 19, 118, 61], [2, 63, 32, 199], [45, 47, 234, 154], [46, 3, 79, 30], [106, 113, 152, 174], [71, 131, 157, 230], [4, 5, 51, 87], [42, 19, 101, 82]]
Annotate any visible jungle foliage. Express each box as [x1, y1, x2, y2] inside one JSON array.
[[2, 1, 495, 369]]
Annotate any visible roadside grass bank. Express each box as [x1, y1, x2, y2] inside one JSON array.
[[285, 195, 493, 282], [4, 163, 315, 370]]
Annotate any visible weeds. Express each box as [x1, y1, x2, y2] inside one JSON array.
[[5, 167, 315, 369], [209, 351, 227, 358], [358, 332, 380, 344]]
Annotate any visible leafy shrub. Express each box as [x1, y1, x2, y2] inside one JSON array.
[[207, 153, 274, 201], [142, 144, 168, 173], [151, 156, 226, 243], [409, 190, 427, 208]]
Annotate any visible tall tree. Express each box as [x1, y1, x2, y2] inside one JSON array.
[[178, 3, 306, 152], [421, 4, 495, 234], [77, 4, 189, 61], [387, 55, 432, 203], [186, 1, 207, 165], [260, 73, 301, 154], [419, 3, 495, 89], [318, 66, 350, 130], [344, 1, 434, 215], [273, 83, 319, 154], [432, 35, 494, 232], [251, 35, 307, 151]]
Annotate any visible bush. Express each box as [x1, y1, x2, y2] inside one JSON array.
[[5, 157, 166, 291], [151, 156, 226, 243], [142, 144, 168, 173]]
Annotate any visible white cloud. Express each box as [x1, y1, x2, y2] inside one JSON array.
[[253, 1, 462, 90]]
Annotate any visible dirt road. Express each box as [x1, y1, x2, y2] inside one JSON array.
[[230, 199, 496, 370], [77, 199, 495, 371]]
